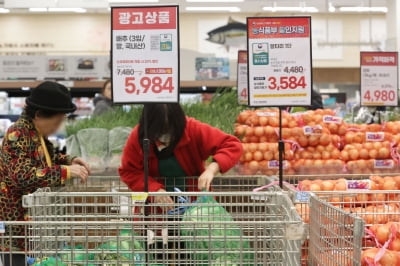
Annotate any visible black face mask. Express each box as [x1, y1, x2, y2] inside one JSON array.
[[154, 145, 174, 159]]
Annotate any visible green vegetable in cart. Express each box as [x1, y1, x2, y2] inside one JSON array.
[[93, 228, 146, 265], [181, 195, 254, 265], [32, 257, 67, 266]]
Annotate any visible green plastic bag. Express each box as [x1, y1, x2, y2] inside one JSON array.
[[181, 195, 254, 265], [94, 228, 146, 265], [32, 257, 67, 266]]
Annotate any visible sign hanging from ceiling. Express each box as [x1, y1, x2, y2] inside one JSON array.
[[360, 51, 398, 107], [237, 50, 248, 105], [111, 5, 180, 104], [246, 16, 312, 107]]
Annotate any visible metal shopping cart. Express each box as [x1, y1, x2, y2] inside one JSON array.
[[10, 175, 306, 265], [307, 189, 400, 266]]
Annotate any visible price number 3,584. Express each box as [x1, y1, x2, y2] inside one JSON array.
[[125, 76, 174, 95], [267, 76, 306, 90]]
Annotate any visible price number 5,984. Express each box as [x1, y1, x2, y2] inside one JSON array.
[[268, 76, 306, 91], [125, 76, 174, 95]]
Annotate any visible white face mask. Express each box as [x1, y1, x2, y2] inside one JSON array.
[[156, 134, 171, 151]]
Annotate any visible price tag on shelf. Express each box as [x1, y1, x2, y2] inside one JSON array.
[[111, 6, 179, 103], [237, 50, 248, 105], [360, 51, 398, 107], [295, 191, 310, 203], [246, 16, 312, 107]]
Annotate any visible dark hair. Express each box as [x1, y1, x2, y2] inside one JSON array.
[[101, 79, 111, 95], [138, 103, 186, 153], [24, 105, 63, 119]]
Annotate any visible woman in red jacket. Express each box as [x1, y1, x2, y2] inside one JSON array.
[[119, 103, 242, 209]]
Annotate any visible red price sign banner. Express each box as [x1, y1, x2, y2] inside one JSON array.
[[247, 16, 312, 106], [111, 6, 179, 103], [237, 50, 248, 105], [360, 51, 398, 107]]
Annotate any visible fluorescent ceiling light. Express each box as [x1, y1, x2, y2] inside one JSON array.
[[186, 6, 240, 12], [186, 0, 243, 2], [29, 8, 48, 12], [328, 2, 336, 12], [48, 8, 87, 13], [263, 6, 319, 13], [0, 8, 10, 13], [108, 0, 159, 2], [339, 6, 387, 13]]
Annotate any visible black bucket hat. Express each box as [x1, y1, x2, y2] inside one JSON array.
[[26, 81, 76, 113]]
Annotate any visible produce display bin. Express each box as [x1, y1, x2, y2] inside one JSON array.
[[308, 194, 365, 266]]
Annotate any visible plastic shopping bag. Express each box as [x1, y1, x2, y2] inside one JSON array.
[[181, 195, 254, 265]]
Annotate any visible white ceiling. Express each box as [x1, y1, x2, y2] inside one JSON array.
[[0, 0, 389, 13]]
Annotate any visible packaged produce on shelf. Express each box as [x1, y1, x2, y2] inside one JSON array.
[[66, 134, 81, 158], [108, 127, 132, 169], [234, 108, 400, 175], [361, 248, 400, 266], [76, 128, 109, 174], [238, 142, 295, 175]]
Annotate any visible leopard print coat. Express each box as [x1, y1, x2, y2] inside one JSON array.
[[0, 113, 71, 251]]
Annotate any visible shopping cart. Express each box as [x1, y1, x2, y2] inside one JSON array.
[[16, 174, 305, 265], [308, 194, 365, 266], [263, 173, 393, 265], [307, 189, 400, 265]]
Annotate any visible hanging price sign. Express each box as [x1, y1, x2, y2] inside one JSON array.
[[111, 5, 179, 103], [237, 50, 248, 105], [246, 16, 312, 107], [360, 51, 398, 107]]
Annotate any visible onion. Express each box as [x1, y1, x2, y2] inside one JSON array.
[[248, 143, 258, 153], [259, 116, 268, 126], [253, 151, 263, 161], [349, 149, 359, 160], [254, 126, 264, 137], [321, 180, 334, 191]]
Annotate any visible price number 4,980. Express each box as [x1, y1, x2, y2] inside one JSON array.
[[268, 76, 306, 90], [363, 90, 396, 103], [125, 77, 174, 95]]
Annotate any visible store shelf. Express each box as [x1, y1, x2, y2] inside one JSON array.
[[0, 80, 237, 97]]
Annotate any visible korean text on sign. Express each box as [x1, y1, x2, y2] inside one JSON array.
[[247, 16, 312, 107], [360, 51, 398, 107], [111, 6, 179, 104]]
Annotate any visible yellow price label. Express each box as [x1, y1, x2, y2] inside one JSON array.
[[131, 193, 148, 202]]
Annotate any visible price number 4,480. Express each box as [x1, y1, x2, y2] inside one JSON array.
[[363, 90, 396, 103], [268, 76, 306, 90], [125, 76, 173, 94]]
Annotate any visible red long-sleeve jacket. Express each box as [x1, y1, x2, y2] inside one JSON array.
[[119, 117, 242, 192]]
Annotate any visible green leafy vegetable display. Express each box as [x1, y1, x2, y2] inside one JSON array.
[[181, 195, 254, 265], [66, 89, 245, 136]]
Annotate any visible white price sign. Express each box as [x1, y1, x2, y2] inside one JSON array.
[[360, 51, 398, 107], [237, 50, 248, 105], [111, 6, 179, 103], [247, 17, 312, 106]]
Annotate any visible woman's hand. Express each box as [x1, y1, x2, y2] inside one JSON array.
[[154, 188, 174, 212], [198, 162, 220, 191], [71, 157, 91, 175], [69, 165, 89, 183]]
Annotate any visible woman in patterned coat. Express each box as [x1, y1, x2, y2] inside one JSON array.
[[0, 81, 90, 266]]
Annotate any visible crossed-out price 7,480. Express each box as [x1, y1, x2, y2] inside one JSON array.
[[267, 76, 306, 90], [125, 76, 174, 95]]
